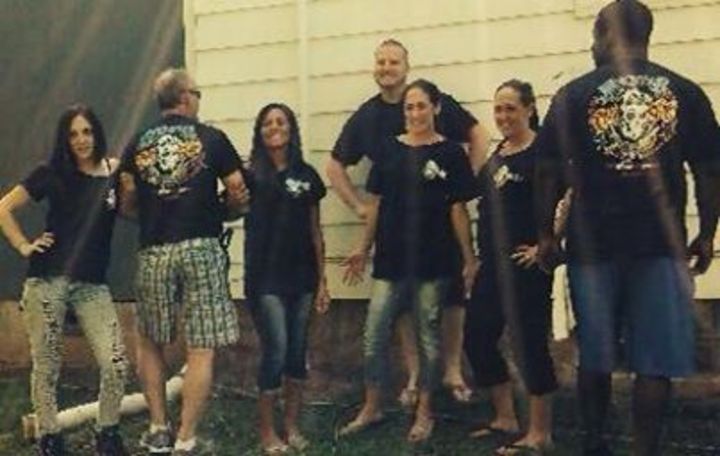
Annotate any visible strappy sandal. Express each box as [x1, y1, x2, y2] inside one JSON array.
[[398, 387, 419, 408], [286, 432, 309, 451], [445, 382, 472, 402], [338, 412, 385, 437], [407, 415, 435, 443]]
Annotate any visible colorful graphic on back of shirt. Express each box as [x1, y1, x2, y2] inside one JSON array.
[[134, 124, 205, 197], [588, 75, 678, 171]]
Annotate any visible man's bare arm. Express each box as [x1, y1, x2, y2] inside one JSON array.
[[221, 170, 250, 219], [467, 123, 491, 174], [117, 171, 138, 219], [326, 156, 369, 220]]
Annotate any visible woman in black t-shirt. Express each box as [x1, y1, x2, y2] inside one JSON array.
[[0, 104, 128, 455], [465, 81, 556, 455], [340, 79, 479, 443], [244, 103, 330, 454]]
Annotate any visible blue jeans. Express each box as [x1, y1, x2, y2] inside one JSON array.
[[568, 257, 695, 377], [364, 278, 447, 391], [250, 293, 313, 391]]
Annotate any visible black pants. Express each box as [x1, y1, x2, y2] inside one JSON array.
[[464, 260, 558, 395]]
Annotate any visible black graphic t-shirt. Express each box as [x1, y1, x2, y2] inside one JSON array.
[[476, 142, 539, 263], [332, 92, 478, 166], [536, 58, 720, 261], [243, 162, 326, 298], [121, 115, 244, 247], [367, 138, 480, 280], [23, 163, 117, 283]]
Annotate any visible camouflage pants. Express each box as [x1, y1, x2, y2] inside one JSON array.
[[20, 277, 128, 436]]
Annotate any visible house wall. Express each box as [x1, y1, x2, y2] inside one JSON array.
[[184, 0, 720, 299]]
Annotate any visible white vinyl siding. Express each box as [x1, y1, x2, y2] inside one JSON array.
[[185, 0, 720, 298]]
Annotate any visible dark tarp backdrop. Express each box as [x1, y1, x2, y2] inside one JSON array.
[[0, 0, 184, 299]]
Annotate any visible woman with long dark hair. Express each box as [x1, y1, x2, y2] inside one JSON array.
[[464, 80, 556, 455], [0, 104, 128, 456], [244, 103, 330, 455], [341, 79, 479, 443]]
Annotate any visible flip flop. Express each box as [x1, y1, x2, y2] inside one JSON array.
[[338, 413, 385, 437], [469, 423, 518, 440], [261, 441, 289, 455], [495, 441, 555, 455]]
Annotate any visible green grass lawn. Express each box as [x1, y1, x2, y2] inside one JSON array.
[[1, 369, 718, 455]]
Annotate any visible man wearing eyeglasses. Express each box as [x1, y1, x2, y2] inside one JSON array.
[[118, 67, 249, 456]]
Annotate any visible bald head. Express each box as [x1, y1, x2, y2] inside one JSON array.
[[375, 39, 409, 63], [592, 0, 653, 66]]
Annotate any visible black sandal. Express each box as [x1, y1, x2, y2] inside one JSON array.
[[494, 441, 554, 455], [468, 423, 518, 440]]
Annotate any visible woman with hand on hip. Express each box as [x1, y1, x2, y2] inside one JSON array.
[[341, 79, 479, 444], [465, 80, 557, 455], [0, 104, 128, 456], [244, 103, 330, 455]]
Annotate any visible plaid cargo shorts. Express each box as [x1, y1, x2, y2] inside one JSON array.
[[135, 237, 239, 348]]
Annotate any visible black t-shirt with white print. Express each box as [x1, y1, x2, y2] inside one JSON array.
[[536, 58, 720, 262], [121, 115, 244, 247], [476, 141, 539, 262], [23, 162, 118, 284], [367, 137, 480, 280], [332, 92, 478, 166], [243, 162, 326, 298]]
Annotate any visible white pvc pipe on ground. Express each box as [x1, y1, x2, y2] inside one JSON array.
[[22, 365, 186, 441]]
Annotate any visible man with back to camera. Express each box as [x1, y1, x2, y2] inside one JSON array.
[[326, 39, 491, 405], [535, 1, 720, 455], [118, 67, 249, 456]]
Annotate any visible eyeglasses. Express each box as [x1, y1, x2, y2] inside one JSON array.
[[186, 88, 202, 99]]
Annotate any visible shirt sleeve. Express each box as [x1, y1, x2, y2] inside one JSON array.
[[476, 161, 492, 200], [331, 108, 368, 166], [365, 138, 392, 196], [534, 88, 573, 236], [437, 93, 478, 143], [307, 165, 327, 203], [445, 144, 480, 202], [21, 165, 53, 201], [534, 89, 570, 188], [365, 163, 383, 196], [206, 128, 243, 178], [119, 136, 138, 175], [685, 84, 720, 170]]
